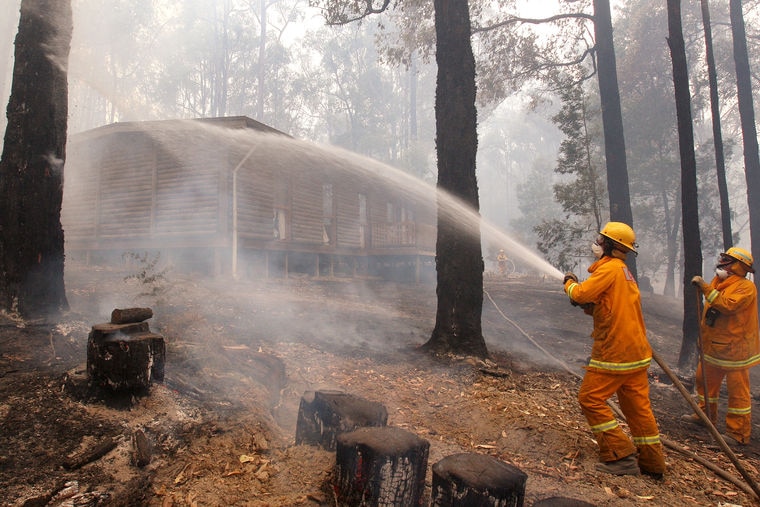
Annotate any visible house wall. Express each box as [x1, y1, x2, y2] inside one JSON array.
[[63, 118, 436, 280]]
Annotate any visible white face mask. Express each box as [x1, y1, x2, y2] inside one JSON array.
[[715, 268, 730, 280], [591, 242, 604, 259]]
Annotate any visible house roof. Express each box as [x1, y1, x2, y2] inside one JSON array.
[[69, 116, 289, 143]]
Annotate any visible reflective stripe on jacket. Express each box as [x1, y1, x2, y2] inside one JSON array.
[[563, 256, 651, 374], [700, 275, 760, 370]]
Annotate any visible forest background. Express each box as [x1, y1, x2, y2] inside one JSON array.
[[0, 0, 758, 297]]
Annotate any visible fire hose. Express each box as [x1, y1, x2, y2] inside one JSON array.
[[483, 289, 760, 500]]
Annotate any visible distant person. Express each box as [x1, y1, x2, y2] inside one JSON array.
[[685, 247, 760, 446], [496, 249, 508, 275], [563, 222, 666, 478]]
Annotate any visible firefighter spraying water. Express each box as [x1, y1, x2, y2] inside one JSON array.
[[562, 222, 666, 478]]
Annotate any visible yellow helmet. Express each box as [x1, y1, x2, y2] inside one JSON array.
[[722, 246, 755, 273], [600, 222, 637, 253]]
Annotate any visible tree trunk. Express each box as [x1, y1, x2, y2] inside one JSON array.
[[700, 0, 732, 250], [0, 0, 71, 318], [593, 0, 637, 279], [666, 0, 703, 369], [730, 0, 760, 309], [422, 0, 487, 359]]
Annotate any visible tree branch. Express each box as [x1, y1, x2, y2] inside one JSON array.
[[473, 12, 594, 34], [320, 0, 392, 25]]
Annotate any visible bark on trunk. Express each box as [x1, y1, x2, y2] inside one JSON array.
[[423, 0, 487, 359], [666, 0, 703, 369], [0, 0, 72, 318], [700, 0, 732, 250], [593, 0, 637, 279], [730, 0, 760, 310]]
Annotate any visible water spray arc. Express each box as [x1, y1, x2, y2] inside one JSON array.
[[147, 122, 564, 282]]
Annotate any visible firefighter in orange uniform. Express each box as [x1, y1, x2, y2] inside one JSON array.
[[497, 249, 508, 275], [563, 222, 666, 477], [686, 247, 760, 446]]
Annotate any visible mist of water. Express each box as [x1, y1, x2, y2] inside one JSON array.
[[127, 120, 565, 282]]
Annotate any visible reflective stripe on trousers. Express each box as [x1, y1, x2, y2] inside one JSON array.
[[578, 368, 666, 474], [695, 361, 752, 443]]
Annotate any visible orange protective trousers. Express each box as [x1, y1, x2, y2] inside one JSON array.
[[695, 361, 752, 443], [578, 368, 665, 474]]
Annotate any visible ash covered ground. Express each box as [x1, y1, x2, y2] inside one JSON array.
[[2, 262, 760, 506]]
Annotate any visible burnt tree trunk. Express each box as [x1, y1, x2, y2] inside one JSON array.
[[295, 390, 388, 451], [423, 0, 487, 359], [730, 0, 760, 310], [430, 453, 527, 506], [0, 0, 71, 318], [700, 0, 732, 250], [593, 0, 637, 279], [334, 426, 429, 506], [667, 0, 703, 369]]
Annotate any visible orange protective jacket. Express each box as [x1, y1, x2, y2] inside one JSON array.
[[699, 274, 760, 370], [564, 256, 651, 374]]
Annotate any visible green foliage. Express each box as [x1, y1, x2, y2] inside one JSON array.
[[532, 72, 606, 270], [533, 219, 590, 272], [550, 73, 605, 227], [122, 251, 171, 304]]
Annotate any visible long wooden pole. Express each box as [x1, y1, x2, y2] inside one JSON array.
[[694, 287, 711, 417], [651, 348, 760, 500]]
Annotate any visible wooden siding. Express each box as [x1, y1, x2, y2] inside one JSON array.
[[63, 117, 436, 276], [153, 141, 221, 236]]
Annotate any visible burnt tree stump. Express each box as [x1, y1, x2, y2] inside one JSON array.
[[430, 453, 528, 506], [87, 320, 165, 391], [295, 390, 388, 450], [334, 426, 429, 506]]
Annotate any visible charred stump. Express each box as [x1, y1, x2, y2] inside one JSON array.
[[430, 453, 528, 506], [87, 309, 165, 391], [334, 426, 429, 506], [295, 390, 388, 451]]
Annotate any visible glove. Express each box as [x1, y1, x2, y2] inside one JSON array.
[[691, 275, 706, 288], [563, 272, 578, 284]]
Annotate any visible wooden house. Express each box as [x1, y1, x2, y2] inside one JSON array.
[[62, 116, 436, 281]]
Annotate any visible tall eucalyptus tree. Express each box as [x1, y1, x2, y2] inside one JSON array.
[[666, 0, 703, 368], [700, 0, 733, 249], [315, 0, 487, 357], [730, 0, 760, 306], [0, 0, 72, 318], [593, 0, 637, 277]]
